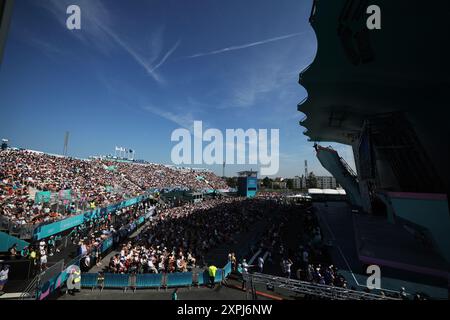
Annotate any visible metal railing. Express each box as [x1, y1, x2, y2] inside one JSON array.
[[243, 272, 399, 300], [18, 259, 65, 300], [19, 274, 40, 300], [339, 156, 358, 179], [320, 144, 358, 179]]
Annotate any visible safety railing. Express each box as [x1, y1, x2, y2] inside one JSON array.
[[19, 274, 40, 300], [243, 272, 400, 300], [339, 155, 358, 179]]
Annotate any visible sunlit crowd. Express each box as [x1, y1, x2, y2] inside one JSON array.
[[107, 197, 277, 274], [0, 149, 227, 227]]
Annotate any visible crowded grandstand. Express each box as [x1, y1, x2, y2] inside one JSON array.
[[0, 147, 444, 301], [0, 149, 227, 227]]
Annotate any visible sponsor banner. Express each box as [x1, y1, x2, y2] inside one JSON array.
[[33, 195, 149, 240]]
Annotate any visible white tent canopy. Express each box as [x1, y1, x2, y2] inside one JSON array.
[[308, 188, 346, 195]]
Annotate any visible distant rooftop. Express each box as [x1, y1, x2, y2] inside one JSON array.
[[237, 170, 258, 177]]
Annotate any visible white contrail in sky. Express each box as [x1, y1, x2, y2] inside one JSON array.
[[152, 40, 181, 71], [99, 22, 180, 84], [186, 32, 306, 59], [99, 23, 162, 83]]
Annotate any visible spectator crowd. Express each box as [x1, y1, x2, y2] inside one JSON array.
[[248, 201, 349, 288], [0, 149, 227, 227], [106, 197, 274, 274]]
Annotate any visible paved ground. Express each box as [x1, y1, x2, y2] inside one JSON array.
[[58, 284, 249, 300], [56, 277, 304, 301], [314, 201, 448, 298], [314, 202, 364, 273]]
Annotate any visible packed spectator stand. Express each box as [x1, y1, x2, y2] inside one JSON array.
[[106, 197, 274, 275], [0, 149, 227, 229]]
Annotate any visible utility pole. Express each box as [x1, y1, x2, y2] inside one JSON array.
[[304, 160, 308, 178], [63, 131, 69, 156]]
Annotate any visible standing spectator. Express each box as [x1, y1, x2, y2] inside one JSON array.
[[280, 259, 286, 276], [39, 240, 46, 253], [8, 244, 18, 259], [0, 265, 9, 295], [283, 258, 293, 279], [54, 235, 62, 253], [29, 247, 38, 275], [229, 252, 237, 272], [172, 288, 178, 300], [66, 267, 81, 295], [208, 264, 217, 289], [83, 255, 91, 272], [47, 236, 55, 257], [79, 241, 87, 256], [95, 246, 102, 267], [40, 250, 48, 272], [21, 246, 30, 259], [257, 256, 264, 273], [240, 259, 254, 290]]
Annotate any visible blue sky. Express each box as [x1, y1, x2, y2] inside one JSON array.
[[0, 0, 355, 177]]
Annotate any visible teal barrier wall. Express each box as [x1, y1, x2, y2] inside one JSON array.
[[135, 273, 162, 288], [34, 214, 84, 241], [33, 195, 149, 240], [166, 272, 193, 287], [38, 261, 231, 299], [223, 262, 232, 278], [389, 194, 450, 263], [0, 231, 30, 252]]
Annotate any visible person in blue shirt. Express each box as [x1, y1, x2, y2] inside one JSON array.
[[171, 288, 178, 300]]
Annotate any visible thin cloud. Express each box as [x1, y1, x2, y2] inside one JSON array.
[[143, 105, 195, 130], [186, 32, 306, 59], [99, 23, 179, 84], [142, 104, 211, 141], [98, 23, 163, 83], [27, 37, 66, 59], [38, 0, 178, 84], [152, 40, 181, 72]]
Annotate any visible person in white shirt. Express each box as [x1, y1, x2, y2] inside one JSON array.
[[258, 256, 264, 273], [84, 255, 91, 270], [40, 252, 48, 271], [80, 243, 87, 256], [147, 259, 158, 273], [39, 240, 46, 252], [0, 265, 9, 293], [283, 258, 293, 279], [240, 259, 254, 290], [176, 258, 183, 271], [158, 260, 165, 272]]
